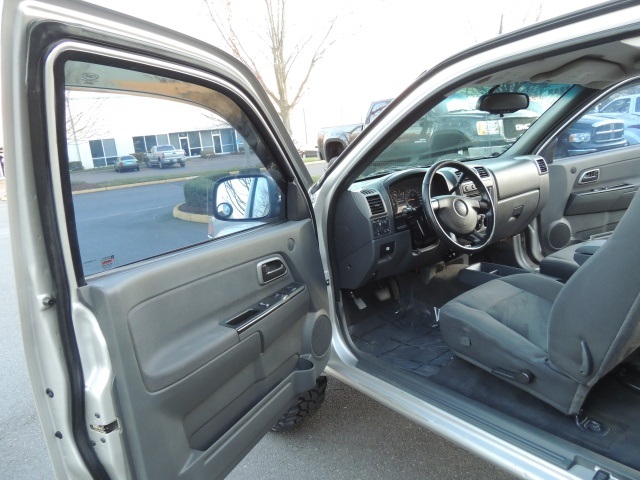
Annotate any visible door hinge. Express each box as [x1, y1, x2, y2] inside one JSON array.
[[89, 420, 119, 435], [592, 468, 611, 480]]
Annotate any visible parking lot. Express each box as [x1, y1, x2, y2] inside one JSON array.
[[69, 154, 328, 189]]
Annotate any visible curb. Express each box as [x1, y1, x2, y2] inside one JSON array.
[[72, 175, 198, 195], [172, 203, 210, 224]]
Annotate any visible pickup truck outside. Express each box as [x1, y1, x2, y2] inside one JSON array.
[[146, 144, 187, 168], [318, 97, 539, 162], [556, 114, 628, 157], [317, 99, 391, 161], [319, 91, 634, 164]]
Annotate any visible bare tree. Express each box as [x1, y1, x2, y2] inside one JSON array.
[[498, 3, 544, 36], [65, 91, 109, 144], [204, 0, 337, 133]]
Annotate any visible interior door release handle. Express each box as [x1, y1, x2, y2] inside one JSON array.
[[578, 169, 600, 184], [259, 258, 287, 283]]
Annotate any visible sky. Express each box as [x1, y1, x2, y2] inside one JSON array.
[[2, 0, 609, 148], [85, 0, 608, 144]]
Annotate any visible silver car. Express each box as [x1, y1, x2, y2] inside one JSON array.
[[4, 1, 640, 479]]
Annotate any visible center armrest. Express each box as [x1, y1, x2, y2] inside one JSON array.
[[574, 239, 606, 266]]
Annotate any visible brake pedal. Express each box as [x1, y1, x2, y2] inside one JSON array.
[[375, 286, 391, 302]]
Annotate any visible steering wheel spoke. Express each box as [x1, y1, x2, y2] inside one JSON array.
[[476, 199, 491, 213], [464, 230, 484, 245]]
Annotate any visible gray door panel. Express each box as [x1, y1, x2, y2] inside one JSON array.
[[540, 146, 640, 254], [78, 219, 329, 479]]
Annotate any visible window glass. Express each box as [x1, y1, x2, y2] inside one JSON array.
[[63, 60, 285, 277], [555, 83, 640, 159], [188, 131, 201, 156], [132, 136, 146, 153], [357, 82, 570, 180], [601, 98, 630, 114], [144, 135, 157, 150], [89, 139, 104, 158], [201, 131, 214, 148]]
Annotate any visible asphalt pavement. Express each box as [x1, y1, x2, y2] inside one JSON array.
[[0, 175, 514, 479]]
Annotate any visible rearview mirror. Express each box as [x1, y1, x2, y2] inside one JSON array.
[[476, 92, 529, 115]]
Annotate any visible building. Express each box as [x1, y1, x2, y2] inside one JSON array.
[[69, 127, 240, 169], [66, 91, 243, 169]]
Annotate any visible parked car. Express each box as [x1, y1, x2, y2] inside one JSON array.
[[5, 2, 640, 480], [146, 144, 186, 168], [295, 143, 319, 159], [599, 93, 640, 116], [113, 154, 140, 172]]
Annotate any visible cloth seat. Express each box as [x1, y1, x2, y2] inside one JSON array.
[[439, 192, 640, 415]]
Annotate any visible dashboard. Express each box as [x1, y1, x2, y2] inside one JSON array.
[[388, 172, 451, 215], [333, 156, 550, 289]]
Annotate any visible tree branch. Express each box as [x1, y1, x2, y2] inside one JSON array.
[[290, 14, 338, 107]]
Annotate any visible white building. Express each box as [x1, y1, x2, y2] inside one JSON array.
[[66, 91, 242, 169]]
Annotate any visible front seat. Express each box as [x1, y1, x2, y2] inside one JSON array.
[[439, 192, 640, 415]]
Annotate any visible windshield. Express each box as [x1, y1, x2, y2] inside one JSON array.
[[356, 82, 571, 180]]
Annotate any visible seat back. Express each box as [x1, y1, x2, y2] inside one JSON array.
[[548, 190, 640, 403]]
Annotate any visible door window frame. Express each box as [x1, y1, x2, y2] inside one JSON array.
[[45, 41, 305, 286]]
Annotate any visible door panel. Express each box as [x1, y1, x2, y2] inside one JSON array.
[[539, 146, 640, 254], [7, 3, 328, 478], [539, 80, 640, 255], [80, 220, 326, 478]]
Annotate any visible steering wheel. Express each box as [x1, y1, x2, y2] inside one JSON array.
[[422, 160, 495, 253]]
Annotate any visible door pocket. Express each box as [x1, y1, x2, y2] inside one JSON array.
[[564, 185, 637, 215], [186, 356, 317, 451]]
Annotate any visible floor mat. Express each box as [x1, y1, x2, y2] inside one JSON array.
[[349, 299, 454, 378]]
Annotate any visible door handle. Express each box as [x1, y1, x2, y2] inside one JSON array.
[[578, 169, 600, 184], [257, 257, 287, 284]]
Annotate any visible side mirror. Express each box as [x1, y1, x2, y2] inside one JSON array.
[[476, 92, 529, 115], [213, 174, 280, 221]]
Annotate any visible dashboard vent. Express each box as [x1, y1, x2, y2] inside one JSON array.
[[361, 189, 376, 195], [365, 194, 386, 216], [535, 157, 549, 174], [373, 157, 411, 166], [474, 166, 490, 178]]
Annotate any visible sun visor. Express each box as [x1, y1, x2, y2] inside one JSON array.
[[530, 58, 625, 89]]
